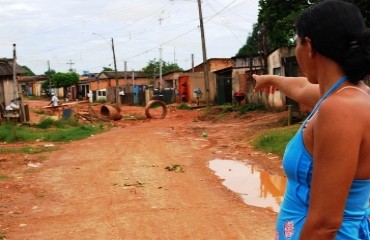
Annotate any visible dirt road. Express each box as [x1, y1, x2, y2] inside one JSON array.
[[1, 101, 286, 239]]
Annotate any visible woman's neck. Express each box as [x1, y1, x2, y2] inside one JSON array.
[[315, 57, 346, 96]]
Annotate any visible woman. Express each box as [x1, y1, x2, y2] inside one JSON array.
[[253, 1, 370, 239]]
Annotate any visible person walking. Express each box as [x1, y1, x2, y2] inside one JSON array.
[[48, 92, 60, 115], [253, 1, 370, 239]]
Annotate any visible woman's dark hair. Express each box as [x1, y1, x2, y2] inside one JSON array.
[[295, 0, 370, 84]]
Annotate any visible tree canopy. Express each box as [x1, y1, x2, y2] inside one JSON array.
[[236, 0, 369, 57], [22, 66, 35, 76], [51, 72, 79, 88], [103, 67, 113, 71], [142, 59, 183, 80]]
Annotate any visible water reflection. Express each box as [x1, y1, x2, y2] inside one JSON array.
[[209, 159, 286, 212]]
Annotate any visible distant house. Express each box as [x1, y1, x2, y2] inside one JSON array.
[[264, 47, 307, 112], [0, 58, 25, 106], [79, 71, 149, 104], [227, 55, 265, 105], [18, 75, 48, 97], [159, 58, 233, 104]]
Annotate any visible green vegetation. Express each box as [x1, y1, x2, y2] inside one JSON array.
[[177, 103, 192, 110], [142, 59, 183, 84], [25, 95, 42, 101], [122, 114, 146, 120], [0, 119, 106, 143], [238, 102, 265, 114], [0, 174, 9, 181], [238, 1, 370, 58], [0, 146, 59, 154], [252, 124, 300, 157], [95, 99, 107, 104]]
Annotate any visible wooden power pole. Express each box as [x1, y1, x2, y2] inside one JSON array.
[[197, 0, 210, 106]]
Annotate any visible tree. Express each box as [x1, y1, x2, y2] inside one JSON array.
[[45, 69, 56, 76], [103, 67, 113, 71], [41, 69, 56, 95], [22, 66, 35, 76], [235, 23, 261, 57], [51, 72, 79, 88], [42, 72, 79, 97], [142, 59, 183, 82], [237, 0, 369, 58]]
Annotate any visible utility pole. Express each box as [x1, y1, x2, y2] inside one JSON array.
[[197, 0, 210, 106], [66, 60, 75, 72], [111, 38, 120, 105], [47, 60, 51, 94], [12, 44, 18, 100], [159, 47, 163, 90], [13, 44, 26, 122], [124, 61, 128, 89]]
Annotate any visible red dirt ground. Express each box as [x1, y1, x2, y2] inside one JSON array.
[[0, 99, 288, 240]]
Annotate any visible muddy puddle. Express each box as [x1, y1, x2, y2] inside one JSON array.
[[209, 159, 286, 212]]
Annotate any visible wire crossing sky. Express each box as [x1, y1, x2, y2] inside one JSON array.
[[0, 0, 259, 75]]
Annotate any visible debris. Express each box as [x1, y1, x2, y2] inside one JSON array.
[[27, 162, 41, 168], [165, 164, 183, 172], [202, 132, 208, 138]]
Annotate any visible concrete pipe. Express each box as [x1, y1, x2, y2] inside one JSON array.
[[145, 100, 167, 119], [100, 105, 122, 121]]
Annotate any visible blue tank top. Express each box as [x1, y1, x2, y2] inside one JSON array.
[[275, 77, 370, 239]]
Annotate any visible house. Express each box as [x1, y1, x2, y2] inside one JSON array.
[[0, 58, 25, 106], [83, 71, 150, 105], [0, 58, 26, 122], [159, 58, 233, 105], [263, 47, 308, 113], [228, 55, 265, 105], [18, 75, 48, 97]]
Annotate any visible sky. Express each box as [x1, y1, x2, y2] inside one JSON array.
[[0, 0, 259, 75]]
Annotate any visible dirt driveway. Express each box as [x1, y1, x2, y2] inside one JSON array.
[[0, 100, 287, 240]]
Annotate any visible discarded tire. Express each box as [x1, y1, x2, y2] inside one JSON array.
[[145, 100, 167, 119], [100, 105, 122, 121]]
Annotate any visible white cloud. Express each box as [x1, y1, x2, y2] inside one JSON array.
[[0, 0, 259, 74]]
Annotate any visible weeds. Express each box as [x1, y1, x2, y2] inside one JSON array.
[[177, 103, 192, 110], [0, 119, 106, 143], [0, 174, 9, 181], [252, 125, 299, 157], [238, 102, 265, 114], [0, 146, 60, 154]]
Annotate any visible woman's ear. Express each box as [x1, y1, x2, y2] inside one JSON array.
[[305, 37, 314, 58]]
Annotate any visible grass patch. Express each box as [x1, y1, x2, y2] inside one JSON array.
[[24, 168, 38, 174], [237, 102, 265, 114], [177, 103, 192, 110], [122, 114, 146, 120], [32, 109, 46, 115], [252, 124, 300, 157], [0, 146, 60, 154], [0, 120, 106, 143], [0, 174, 9, 181]]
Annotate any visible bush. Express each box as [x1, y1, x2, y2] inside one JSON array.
[[238, 102, 265, 114], [177, 103, 192, 110]]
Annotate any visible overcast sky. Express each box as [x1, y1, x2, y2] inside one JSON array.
[[0, 0, 259, 75]]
